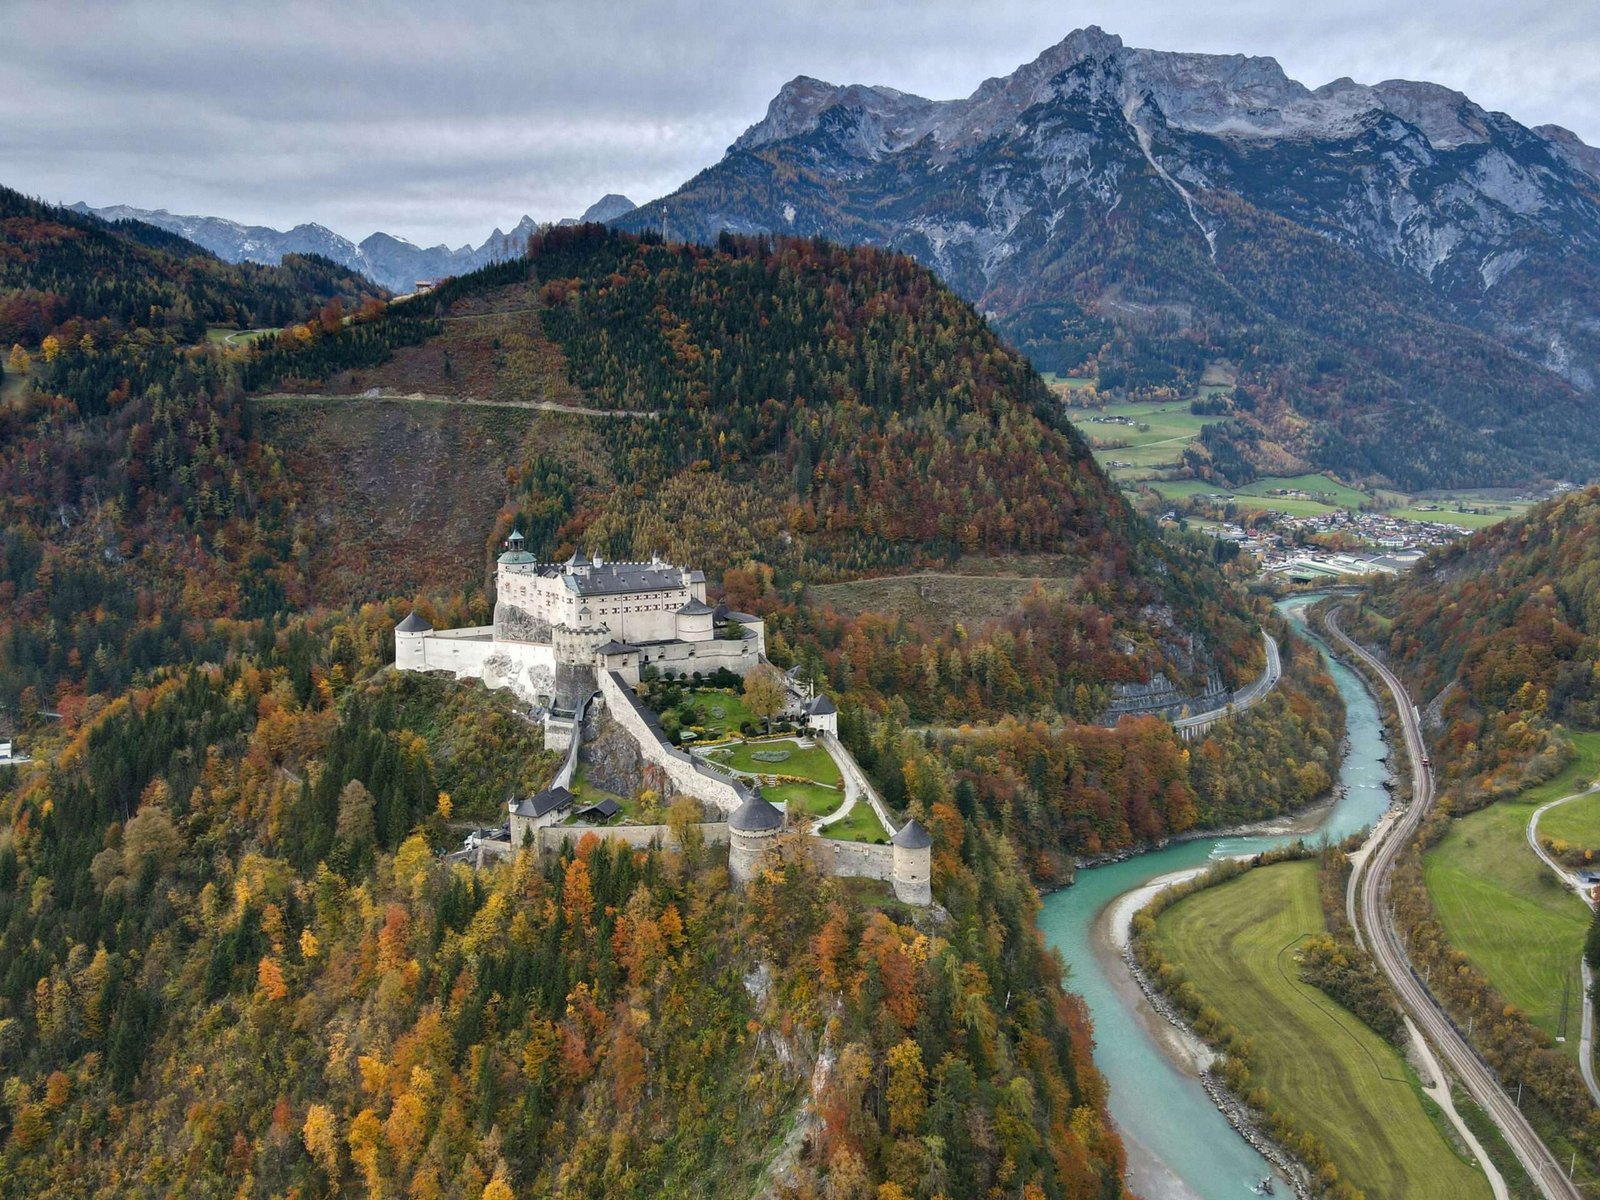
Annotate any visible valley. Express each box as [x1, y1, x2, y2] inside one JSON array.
[[4, 16, 1600, 1198]]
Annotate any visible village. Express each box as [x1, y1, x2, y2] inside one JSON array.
[[1178, 504, 1465, 581]]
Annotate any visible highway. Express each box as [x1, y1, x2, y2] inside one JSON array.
[[1326, 605, 1585, 1200]]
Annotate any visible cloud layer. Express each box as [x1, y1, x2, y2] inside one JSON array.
[[3, 0, 1595, 247]]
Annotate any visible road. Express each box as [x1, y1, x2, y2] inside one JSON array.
[[256, 389, 659, 418], [1172, 631, 1281, 735], [1526, 784, 1600, 1107], [1327, 605, 1584, 1200]]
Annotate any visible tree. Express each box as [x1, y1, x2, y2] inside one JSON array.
[[743, 665, 786, 733], [336, 779, 376, 847], [123, 800, 183, 879], [7, 344, 29, 375], [885, 1039, 926, 1135], [302, 1103, 340, 1176]]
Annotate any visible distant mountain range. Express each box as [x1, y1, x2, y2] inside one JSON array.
[[615, 27, 1600, 491], [71, 194, 637, 294]]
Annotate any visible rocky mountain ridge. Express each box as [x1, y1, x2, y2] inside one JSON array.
[[620, 27, 1600, 490], [73, 194, 636, 293]]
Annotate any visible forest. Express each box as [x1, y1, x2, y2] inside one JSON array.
[[0, 608, 1128, 1199], [1352, 485, 1600, 800], [0, 212, 1353, 1197]]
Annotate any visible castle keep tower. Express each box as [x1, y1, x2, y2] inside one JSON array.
[[890, 818, 933, 905], [728, 790, 784, 882]]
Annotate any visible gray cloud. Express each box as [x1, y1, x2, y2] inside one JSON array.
[[3, 0, 1596, 247]]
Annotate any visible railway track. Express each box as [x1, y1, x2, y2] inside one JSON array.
[[1327, 605, 1584, 1200]]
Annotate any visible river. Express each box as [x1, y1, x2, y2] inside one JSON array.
[[1037, 596, 1393, 1200]]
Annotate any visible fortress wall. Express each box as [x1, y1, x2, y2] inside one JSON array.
[[597, 670, 747, 814], [806, 836, 894, 882], [538, 821, 730, 853], [639, 637, 759, 679]]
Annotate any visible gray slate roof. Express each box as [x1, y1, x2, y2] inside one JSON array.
[[890, 818, 932, 849], [595, 640, 639, 655], [805, 694, 837, 716], [574, 797, 622, 822], [563, 561, 688, 596], [677, 598, 715, 616], [396, 611, 433, 633], [730, 791, 784, 833], [513, 785, 574, 819]]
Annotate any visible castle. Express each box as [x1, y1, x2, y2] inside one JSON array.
[[395, 531, 767, 708], [395, 534, 932, 906]]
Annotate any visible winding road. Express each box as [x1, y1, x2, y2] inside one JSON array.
[[1173, 631, 1281, 735], [1526, 785, 1600, 1107], [1326, 606, 1584, 1200]]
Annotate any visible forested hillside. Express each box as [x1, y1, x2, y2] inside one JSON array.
[[0, 214, 1348, 1197], [0, 185, 382, 349], [1353, 485, 1600, 798], [0, 613, 1126, 1199]]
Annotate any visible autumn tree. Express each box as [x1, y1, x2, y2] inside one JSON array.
[[743, 664, 787, 733]]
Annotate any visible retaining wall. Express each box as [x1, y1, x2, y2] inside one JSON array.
[[597, 670, 749, 814]]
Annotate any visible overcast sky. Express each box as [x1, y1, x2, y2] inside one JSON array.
[[3, 0, 1596, 248]]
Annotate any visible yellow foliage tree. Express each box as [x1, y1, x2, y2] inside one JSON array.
[[256, 955, 289, 1002], [302, 1103, 339, 1175]]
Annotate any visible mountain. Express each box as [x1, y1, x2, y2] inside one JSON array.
[[620, 28, 1600, 491], [560, 192, 637, 225], [1, 185, 381, 348], [72, 196, 632, 294]]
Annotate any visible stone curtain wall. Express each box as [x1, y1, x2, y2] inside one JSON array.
[[807, 837, 894, 882], [597, 670, 747, 814], [537, 821, 731, 853]]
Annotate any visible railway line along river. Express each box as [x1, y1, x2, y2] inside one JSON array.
[[1038, 595, 1393, 1199]]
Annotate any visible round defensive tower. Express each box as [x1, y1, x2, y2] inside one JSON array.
[[890, 817, 933, 906], [728, 789, 783, 882], [394, 610, 432, 671]]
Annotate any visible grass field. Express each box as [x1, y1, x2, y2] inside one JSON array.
[[763, 781, 844, 819], [1527, 732, 1600, 848], [1423, 796, 1590, 1047], [1153, 861, 1493, 1200], [1064, 398, 1217, 476], [701, 739, 842, 787], [819, 804, 888, 844], [681, 689, 756, 738]]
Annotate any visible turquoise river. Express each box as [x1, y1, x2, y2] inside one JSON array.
[[1037, 596, 1393, 1199]]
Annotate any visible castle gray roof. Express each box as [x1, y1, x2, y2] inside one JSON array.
[[890, 818, 932, 849], [730, 791, 784, 833], [595, 639, 638, 656], [497, 549, 537, 565], [805, 694, 837, 716], [561, 561, 690, 596], [513, 785, 574, 819], [396, 611, 432, 633], [677, 598, 715, 616]]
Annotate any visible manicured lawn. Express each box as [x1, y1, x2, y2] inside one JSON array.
[[1154, 861, 1493, 1200], [680, 689, 756, 738], [763, 781, 845, 818], [819, 804, 889, 844], [1423, 798, 1589, 1048], [701, 739, 842, 787]]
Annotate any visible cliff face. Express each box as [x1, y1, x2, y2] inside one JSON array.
[[623, 28, 1600, 489]]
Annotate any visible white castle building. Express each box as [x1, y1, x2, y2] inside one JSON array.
[[395, 531, 766, 707]]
